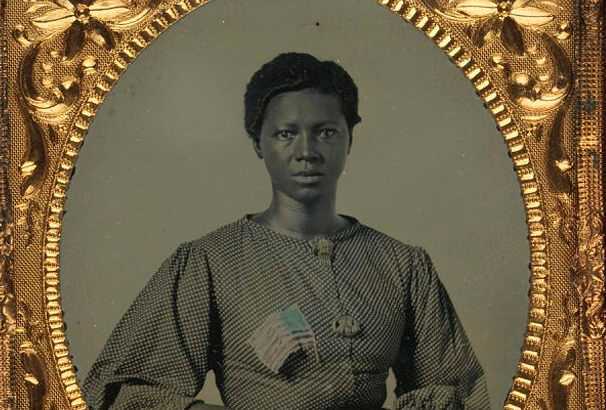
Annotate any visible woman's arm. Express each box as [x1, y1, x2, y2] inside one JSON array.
[[83, 242, 217, 409], [391, 246, 491, 410]]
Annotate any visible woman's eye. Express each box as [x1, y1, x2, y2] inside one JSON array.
[[275, 130, 295, 140], [318, 128, 337, 139]]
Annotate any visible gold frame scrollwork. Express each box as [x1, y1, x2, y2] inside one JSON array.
[[0, 0, 604, 409]]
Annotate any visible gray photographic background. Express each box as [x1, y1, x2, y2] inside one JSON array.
[[60, 0, 530, 408]]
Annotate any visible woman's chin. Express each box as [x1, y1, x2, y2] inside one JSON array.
[[288, 187, 328, 204]]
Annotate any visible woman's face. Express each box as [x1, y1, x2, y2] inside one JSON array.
[[254, 88, 351, 204]]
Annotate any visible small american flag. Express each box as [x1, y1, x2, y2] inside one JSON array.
[[248, 305, 319, 374]]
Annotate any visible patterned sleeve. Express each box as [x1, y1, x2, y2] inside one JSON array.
[[392, 246, 491, 410], [82, 242, 216, 410]]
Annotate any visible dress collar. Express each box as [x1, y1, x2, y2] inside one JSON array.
[[240, 213, 363, 245]]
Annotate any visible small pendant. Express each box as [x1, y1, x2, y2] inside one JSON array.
[[313, 238, 334, 258], [332, 315, 361, 338]]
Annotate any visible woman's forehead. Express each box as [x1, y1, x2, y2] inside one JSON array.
[[263, 89, 345, 124]]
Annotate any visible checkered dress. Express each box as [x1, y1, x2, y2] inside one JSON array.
[[83, 216, 490, 409]]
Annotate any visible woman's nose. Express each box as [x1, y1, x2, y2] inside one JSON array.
[[294, 132, 319, 161]]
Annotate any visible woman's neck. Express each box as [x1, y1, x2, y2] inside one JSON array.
[[255, 192, 347, 240]]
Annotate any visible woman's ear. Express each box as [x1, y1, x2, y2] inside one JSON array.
[[252, 136, 263, 159]]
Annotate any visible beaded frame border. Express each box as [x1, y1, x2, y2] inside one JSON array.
[[1, 0, 603, 408]]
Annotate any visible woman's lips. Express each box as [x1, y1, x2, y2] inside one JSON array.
[[292, 173, 324, 184]]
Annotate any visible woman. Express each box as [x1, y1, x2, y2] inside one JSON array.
[[83, 53, 490, 409]]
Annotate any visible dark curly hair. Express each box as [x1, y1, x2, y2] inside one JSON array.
[[244, 52, 362, 141]]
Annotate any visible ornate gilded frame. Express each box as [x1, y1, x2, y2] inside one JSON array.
[[0, 0, 603, 408]]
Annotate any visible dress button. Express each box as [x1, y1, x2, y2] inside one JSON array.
[[313, 238, 334, 257], [332, 315, 361, 337]]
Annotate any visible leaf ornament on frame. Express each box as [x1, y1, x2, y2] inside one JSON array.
[[30, 0, 139, 59], [421, 0, 573, 198], [12, 0, 158, 243], [453, 0, 554, 54], [430, 0, 570, 113]]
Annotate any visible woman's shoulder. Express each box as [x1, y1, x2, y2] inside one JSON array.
[[357, 223, 422, 254], [355, 223, 435, 275], [180, 218, 246, 253], [358, 226, 437, 289]]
